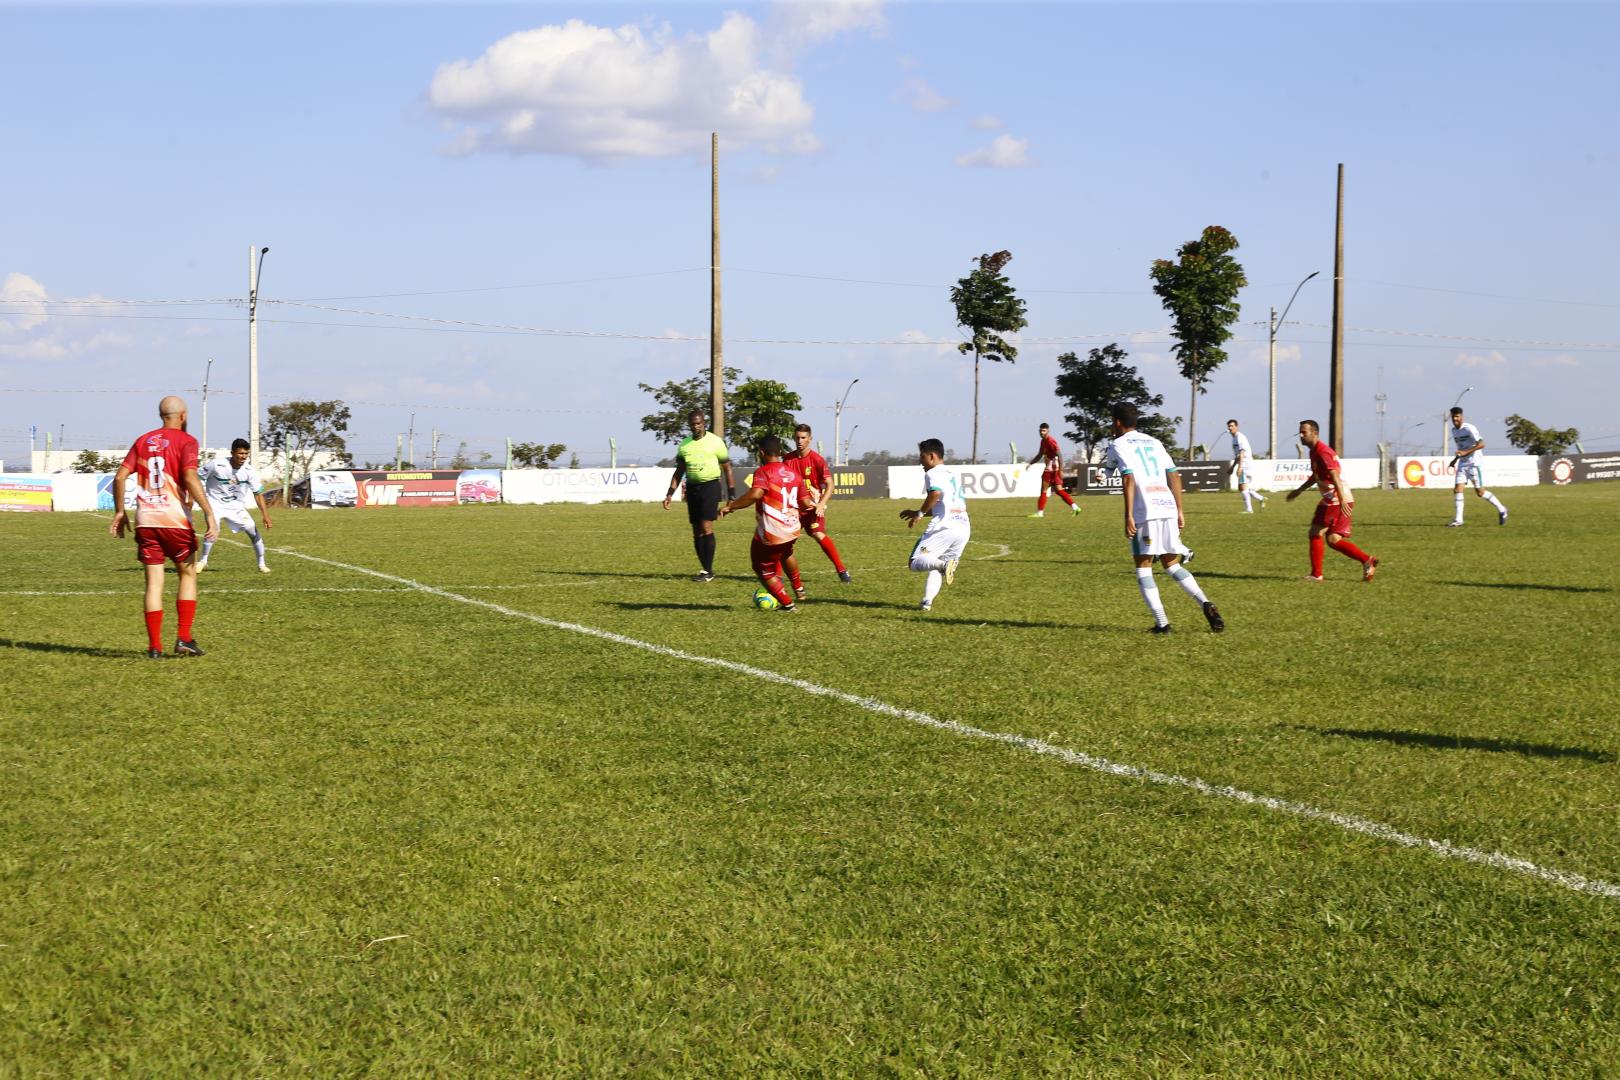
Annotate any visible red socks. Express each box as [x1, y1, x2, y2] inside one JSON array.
[[144, 610, 164, 651], [761, 575, 793, 607], [1037, 492, 1049, 511], [177, 599, 197, 641], [1310, 536, 1326, 578], [1055, 488, 1076, 507], [1329, 538, 1372, 564], [815, 534, 845, 573]]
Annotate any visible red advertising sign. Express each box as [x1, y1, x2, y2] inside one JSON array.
[[352, 470, 463, 507]]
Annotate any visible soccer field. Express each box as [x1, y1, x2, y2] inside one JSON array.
[[4, 485, 1619, 1074]]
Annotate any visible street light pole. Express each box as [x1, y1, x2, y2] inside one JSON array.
[[201, 357, 214, 460], [248, 245, 270, 464], [1268, 270, 1319, 459], [844, 425, 860, 465], [833, 377, 860, 466]]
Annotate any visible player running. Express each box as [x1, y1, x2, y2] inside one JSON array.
[[1102, 403, 1223, 634], [108, 395, 219, 658], [719, 434, 803, 612], [1446, 407, 1508, 527], [197, 438, 273, 573], [662, 410, 736, 582], [1287, 419, 1378, 582], [1226, 418, 1268, 513], [1024, 422, 1080, 518], [900, 438, 970, 612], [784, 423, 851, 583]]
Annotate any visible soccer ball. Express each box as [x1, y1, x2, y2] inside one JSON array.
[[753, 587, 781, 610]]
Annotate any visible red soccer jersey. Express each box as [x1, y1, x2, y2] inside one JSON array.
[[785, 448, 831, 509], [751, 460, 802, 545], [1309, 441, 1343, 505], [121, 427, 199, 529], [1039, 435, 1061, 468]]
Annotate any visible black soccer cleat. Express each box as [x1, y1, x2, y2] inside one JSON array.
[[145, 648, 165, 660], [174, 639, 205, 657], [837, 570, 852, 584], [693, 571, 715, 583], [1149, 623, 1173, 634], [1202, 602, 1225, 633]]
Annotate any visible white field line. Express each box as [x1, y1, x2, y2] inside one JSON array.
[[0, 582, 606, 597], [260, 543, 1620, 902]]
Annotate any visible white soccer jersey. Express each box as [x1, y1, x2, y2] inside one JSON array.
[[923, 465, 969, 524], [204, 460, 262, 510], [1103, 430, 1179, 520], [1452, 423, 1484, 457], [1230, 430, 1253, 463]]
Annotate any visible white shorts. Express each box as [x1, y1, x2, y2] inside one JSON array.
[[1454, 459, 1484, 488], [1131, 516, 1183, 558], [1233, 465, 1252, 486], [910, 520, 971, 568], [213, 506, 258, 534]]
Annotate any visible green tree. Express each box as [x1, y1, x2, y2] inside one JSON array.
[[1054, 343, 1181, 462], [1150, 226, 1248, 457], [265, 400, 350, 504], [727, 378, 803, 457], [638, 366, 741, 445], [951, 250, 1028, 462], [70, 449, 120, 473], [1504, 414, 1579, 457], [510, 441, 568, 469]]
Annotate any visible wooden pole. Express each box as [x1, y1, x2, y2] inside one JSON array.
[[1330, 163, 1346, 451], [710, 133, 725, 444]]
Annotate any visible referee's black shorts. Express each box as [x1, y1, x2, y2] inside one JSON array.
[[685, 478, 724, 525]]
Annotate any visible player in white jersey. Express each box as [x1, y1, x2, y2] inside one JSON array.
[[1226, 419, 1268, 513], [1102, 403, 1223, 634], [197, 438, 274, 572], [899, 438, 970, 612], [1446, 407, 1508, 526]]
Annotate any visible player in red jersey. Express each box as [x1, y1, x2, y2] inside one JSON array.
[[719, 434, 804, 612], [1023, 422, 1080, 518], [1286, 419, 1378, 582], [784, 423, 852, 583], [108, 395, 219, 657]]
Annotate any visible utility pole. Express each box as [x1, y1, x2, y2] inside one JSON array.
[[430, 429, 441, 469], [407, 413, 416, 467], [200, 357, 214, 458], [1375, 367, 1388, 487], [395, 434, 403, 470], [248, 245, 269, 464], [609, 437, 617, 469], [1329, 165, 1346, 451], [709, 132, 725, 443]]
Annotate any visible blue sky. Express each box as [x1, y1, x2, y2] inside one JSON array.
[[2, 1, 1616, 467]]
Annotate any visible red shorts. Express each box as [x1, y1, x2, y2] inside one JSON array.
[[1310, 502, 1353, 537], [1042, 468, 1063, 489], [136, 526, 198, 565], [800, 509, 827, 535], [751, 536, 796, 578]]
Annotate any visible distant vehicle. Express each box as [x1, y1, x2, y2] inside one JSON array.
[[459, 478, 501, 504]]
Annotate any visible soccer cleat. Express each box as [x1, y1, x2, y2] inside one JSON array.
[[1182, 549, 1196, 565], [144, 648, 165, 660], [793, 585, 808, 600], [1149, 623, 1173, 634], [1498, 510, 1508, 526], [1446, 521, 1464, 528], [693, 571, 716, 582], [1070, 503, 1082, 515], [1304, 575, 1324, 582], [837, 570, 852, 584], [1028, 511, 1044, 518], [1257, 498, 1267, 511], [1202, 602, 1225, 633], [918, 600, 932, 612], [1363, 557, 1379, 584], [174, 638, 205, 657], [780, 603, 798, 614], [195, 559, 208, 572], [258, 562, 271, 574], [944, 558, 959, 586]]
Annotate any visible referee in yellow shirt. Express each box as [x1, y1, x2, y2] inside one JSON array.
[[662, 409, 736, 581]]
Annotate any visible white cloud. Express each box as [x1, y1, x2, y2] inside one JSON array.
[[969, 114, 1002, 131], [1454, 350, 1507, 369], [900, 78, 950, 113], [897, 328, 956, 358], [1533, 353, 1579, 368], [955, 134, 1032, 169], [427, 5, 880, 164], [0, 272, 50, 334]]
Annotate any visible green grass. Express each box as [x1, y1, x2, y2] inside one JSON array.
[[3, 485, 1619, 1075]]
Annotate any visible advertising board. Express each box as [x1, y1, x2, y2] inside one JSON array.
[[1397, 456, 1541, 490], [0, 475, 53, 512], [352, 470, 462, 507], [501, 467, 667, 505], [885, 463, 1042, 499], [1539, 452, 1620, 486]]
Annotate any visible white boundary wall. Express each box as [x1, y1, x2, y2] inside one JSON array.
[[1396, 455, 1540, 489], [886, 463, 1042, 500], [502, 467, 669, 505]]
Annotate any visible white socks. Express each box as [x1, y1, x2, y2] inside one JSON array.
[[1167, 565, 1208, 604], [922, 569, 944, 606], [250, 530, 267, 563], [1454, 492, 1465, 522], [1484, 490, 1506, 513], [1242, 490, 1253, 512], [1136, 568, 1167, 626]]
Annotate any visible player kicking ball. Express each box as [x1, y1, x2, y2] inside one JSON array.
[[785, 423, 852, 583], [1102, 403, 1223, 633], [900, 438, 970, 612], [197, 438, 273, 573], [719, 434, 804, 612]]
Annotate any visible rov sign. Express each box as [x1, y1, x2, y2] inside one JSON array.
[[884, 464, 1042, 500]]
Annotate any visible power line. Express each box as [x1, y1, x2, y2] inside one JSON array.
[[1345, 277, 1620, 310]]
